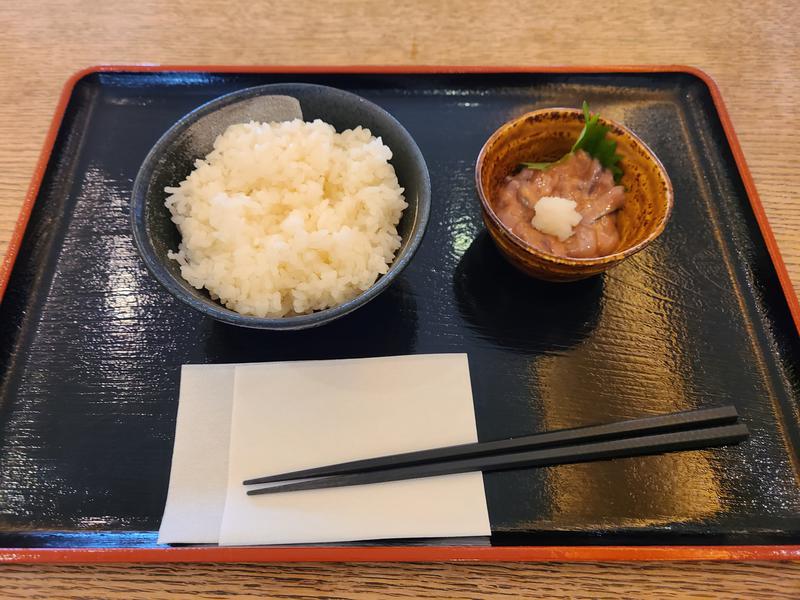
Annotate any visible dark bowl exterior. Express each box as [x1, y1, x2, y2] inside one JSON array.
[[131, 84, 430, 329], [475, 108, 673, 281]]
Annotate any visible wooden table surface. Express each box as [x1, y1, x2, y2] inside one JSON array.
[[1, 1, 799, 597]]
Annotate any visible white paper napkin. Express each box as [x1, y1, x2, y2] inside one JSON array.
[[157, 364, 236, 544], [158, 354, 490, 545]]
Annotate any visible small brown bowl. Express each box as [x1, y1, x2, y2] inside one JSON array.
[[475, 108, 673, 281]]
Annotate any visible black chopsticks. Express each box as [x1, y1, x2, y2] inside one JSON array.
[[244, 406, 747, 496]]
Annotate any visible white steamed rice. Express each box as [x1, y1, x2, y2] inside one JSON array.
[[165, 118, 407, 317]]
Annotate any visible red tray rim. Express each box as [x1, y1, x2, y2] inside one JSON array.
[[1, 64, 799, 564]]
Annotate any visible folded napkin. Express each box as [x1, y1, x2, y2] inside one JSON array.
[[158, 354, 491, 545]]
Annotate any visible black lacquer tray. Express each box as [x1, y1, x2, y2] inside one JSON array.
[[1, 66, 798, 562]]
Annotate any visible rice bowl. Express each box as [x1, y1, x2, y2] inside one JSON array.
[[131, 82, 430, 330]]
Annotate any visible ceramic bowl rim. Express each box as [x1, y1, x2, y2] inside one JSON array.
[[475, 107, 674, 267], [130, 83, 431, 330]]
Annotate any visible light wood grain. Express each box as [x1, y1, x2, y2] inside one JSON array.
[[1, 0, 799, 598], [0, 561, 799, 600]]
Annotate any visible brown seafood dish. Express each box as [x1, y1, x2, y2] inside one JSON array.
[[494, 150, 624, 259], [475, 107, 674, 282]]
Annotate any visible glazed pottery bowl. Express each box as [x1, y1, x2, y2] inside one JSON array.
[[475, 107, 673, 281]]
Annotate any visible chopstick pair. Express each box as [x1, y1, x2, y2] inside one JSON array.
[[243, 406, 747, 496]]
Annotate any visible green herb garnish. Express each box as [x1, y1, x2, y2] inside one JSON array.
[[521, 101, 623, 182]]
